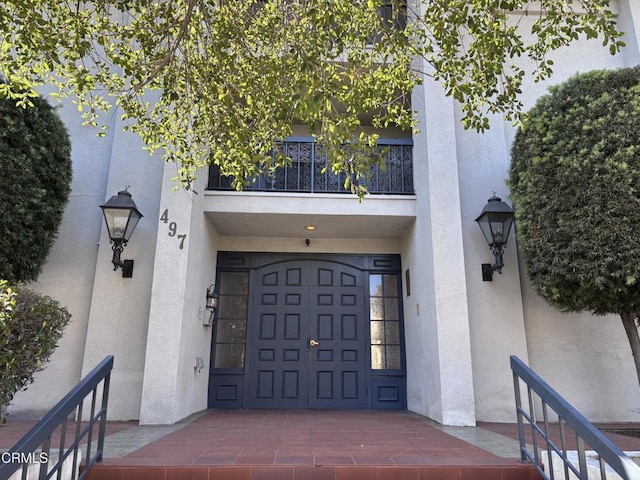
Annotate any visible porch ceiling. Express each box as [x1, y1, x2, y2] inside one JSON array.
[[203, 192, 416, 239]]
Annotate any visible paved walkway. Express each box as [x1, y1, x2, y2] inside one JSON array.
[[97, 410, 522, 466], [2, 410, 640, 467]]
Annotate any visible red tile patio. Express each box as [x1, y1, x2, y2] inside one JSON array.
[[83, 410, 540, 479], [111, 410, 503, 467], [6, 410, 640, 479]]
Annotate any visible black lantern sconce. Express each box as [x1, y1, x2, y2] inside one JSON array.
[[475, 195, 515, 282], [205, 284, 219, 326], [99, 188, 143, 278]]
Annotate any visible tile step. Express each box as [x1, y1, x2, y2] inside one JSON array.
[[84, 463, 541, 480]]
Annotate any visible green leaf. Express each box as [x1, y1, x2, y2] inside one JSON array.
[[0, 0, 623, 199]]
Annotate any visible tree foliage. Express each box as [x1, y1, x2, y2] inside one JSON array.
[[0, 1, 624, 196], [0, 281, 71, 423], [509, 66, 640, 385], [509, 66, 640, 315], [0, 94, 72, 283]]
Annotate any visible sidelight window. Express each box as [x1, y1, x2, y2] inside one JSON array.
[[369, 273, 402, 370], [213, 271, 249, 369]]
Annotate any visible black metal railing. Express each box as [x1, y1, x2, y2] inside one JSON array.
[[0, 355, 114, 480], [207, 138, 414, 194], [511, 355, 640, 479]]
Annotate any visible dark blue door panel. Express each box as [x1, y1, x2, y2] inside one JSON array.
[[246, 277, 309, 408], [246, 261, 367, 409], [209, 253, 406, 410], [307, 284, 367, 409]]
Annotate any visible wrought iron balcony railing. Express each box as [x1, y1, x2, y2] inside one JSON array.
[[207, 138, 414, 195]]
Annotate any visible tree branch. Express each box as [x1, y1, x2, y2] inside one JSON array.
[[130, 0, 198, 95]]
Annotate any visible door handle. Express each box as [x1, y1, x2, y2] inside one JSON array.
[[309, 339, 320, 347]]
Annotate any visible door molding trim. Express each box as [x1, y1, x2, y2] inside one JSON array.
[[216, 252, 401, 272]]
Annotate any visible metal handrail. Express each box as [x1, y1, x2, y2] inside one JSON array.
[[511, 355, 640, 480], [0, 355, 114, 480], [207, 137, 414, 194]]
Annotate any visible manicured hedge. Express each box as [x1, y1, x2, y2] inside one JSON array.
[[0, 94, 72, 283], [509, 66, 640, 314]]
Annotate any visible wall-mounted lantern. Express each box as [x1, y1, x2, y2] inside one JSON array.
[[475, 195, 515, 281], [100, 188, 143, 278], [205, 284, 219, 326]]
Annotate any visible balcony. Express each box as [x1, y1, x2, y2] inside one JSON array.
[[207, 138, 414, 195]]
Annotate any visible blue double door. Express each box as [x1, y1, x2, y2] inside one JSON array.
[[246, 261, 367, 409]]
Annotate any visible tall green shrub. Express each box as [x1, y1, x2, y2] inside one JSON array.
[[0, 94, 73, 423], [0, 94, 72, 283], [509, 66, 640, 385], [0, 282, 71, 424]]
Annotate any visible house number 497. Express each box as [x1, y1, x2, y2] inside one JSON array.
[[160, 209, 187, 249]]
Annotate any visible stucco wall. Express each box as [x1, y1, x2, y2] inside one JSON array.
[[402, 72, 477, 426], [8, 94, 116, 418], [79, 114, 164, 421], [455, 113, 529, 423], [9, 96, 164, 421], [476, 1, 640, 422], [139, 170, 219, 424], [172, 194, 221, 423]]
